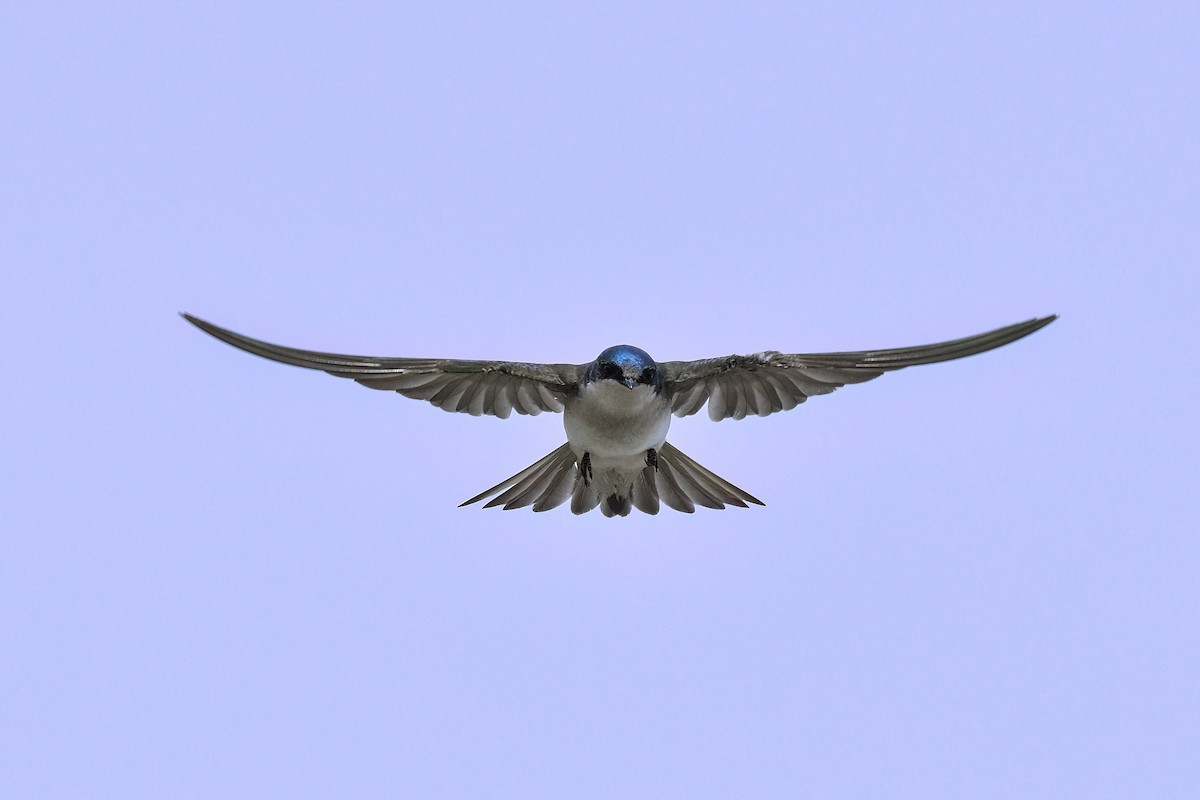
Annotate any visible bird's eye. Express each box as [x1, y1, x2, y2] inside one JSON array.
[[600, 361, 621, 379], [641, 366, 656, 381]]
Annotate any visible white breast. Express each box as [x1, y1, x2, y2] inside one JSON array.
[[563, 382, 671, 459]]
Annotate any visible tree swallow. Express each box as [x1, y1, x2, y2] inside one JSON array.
[[182, 313, 1056, 517]]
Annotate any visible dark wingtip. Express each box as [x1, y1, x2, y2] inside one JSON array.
[[1017, 314, 1058, 339], [179, 313, 244, 348], [179, 311, 210, 331]]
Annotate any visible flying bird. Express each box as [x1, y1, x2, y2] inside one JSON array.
[[182, 313, 1055, 517]]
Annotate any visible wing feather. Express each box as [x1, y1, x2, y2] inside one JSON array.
[[662, 316, 1056, 421], [516, 381, 545, 416], [492, 380, 515, 420], [182, 314, 581, 417]]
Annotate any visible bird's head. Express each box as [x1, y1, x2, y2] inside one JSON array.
[[586, 345, 662, 392]]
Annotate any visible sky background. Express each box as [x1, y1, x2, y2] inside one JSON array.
[[2, 2, 1197, 797]]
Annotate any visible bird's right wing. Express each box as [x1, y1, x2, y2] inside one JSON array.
[[660, 316, 1057, 421], [182, 314, 583, 418]]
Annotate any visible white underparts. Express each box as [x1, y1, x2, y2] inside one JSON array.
[[564, 381, 671, 460]]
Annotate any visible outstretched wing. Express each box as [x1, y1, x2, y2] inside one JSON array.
[[182, 314, 582, 418], [660, 316, 1056, 421]]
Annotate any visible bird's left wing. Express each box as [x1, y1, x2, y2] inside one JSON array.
[[182, 314, 582, 418], [660, 316, 1056, 421]]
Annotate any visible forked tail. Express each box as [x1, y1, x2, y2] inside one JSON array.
[[460, 442, 764, 517]]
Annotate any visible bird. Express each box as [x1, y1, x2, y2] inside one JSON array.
[[182, 313, 1056, 517]]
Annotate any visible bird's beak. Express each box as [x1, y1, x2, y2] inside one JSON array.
[[622, 376, 638, 389]]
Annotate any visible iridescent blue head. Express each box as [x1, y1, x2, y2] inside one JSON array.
[[585, 345, 663, 392]]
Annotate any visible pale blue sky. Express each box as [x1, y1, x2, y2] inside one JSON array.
[[2, 2, 1197, 797]]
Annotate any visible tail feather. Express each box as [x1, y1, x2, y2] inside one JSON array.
[[489, 455, 562, 509], [532, 454, 578, 512], [658, 456, 724, 509], [652, 458, 695, 513], [656, 442, 763, 511], [602, 494, 633, 517], [459, 443, 578, 512], [631, 467, 660, 515], [483, 456, 557, 509], [570, 477, 601, 515], [461, 441, 763, 516]]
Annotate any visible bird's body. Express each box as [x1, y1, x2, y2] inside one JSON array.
[[565, 371, 671, 516], [567, 379, 670, 459], [182, 313, 1056, 516], [569, 377, 667, 456]]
